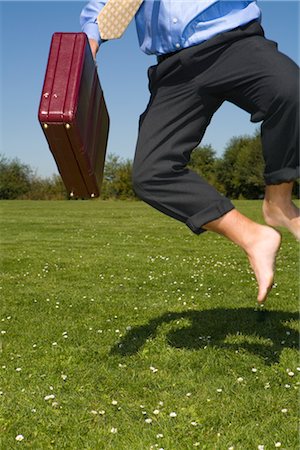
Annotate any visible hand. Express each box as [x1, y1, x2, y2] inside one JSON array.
[[89, 38, 99, 61]]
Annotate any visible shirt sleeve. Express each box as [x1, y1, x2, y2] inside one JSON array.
[[80, 1, 108, 46]]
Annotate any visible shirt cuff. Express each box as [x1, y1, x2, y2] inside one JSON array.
[[82, 22, 103, 47]]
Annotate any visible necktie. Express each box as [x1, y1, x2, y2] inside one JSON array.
[[97, 0, 143, 40]]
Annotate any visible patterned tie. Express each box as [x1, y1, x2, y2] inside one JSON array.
[[97, 0, 144, 40]]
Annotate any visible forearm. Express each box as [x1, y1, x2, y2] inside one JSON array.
[[89, 38, 99, 60], [80, 1, 108, 48]]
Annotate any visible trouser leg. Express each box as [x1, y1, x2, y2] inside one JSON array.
[[133, 20, 299, 235], [215, 33, 299, 184], [132, 57, 235, 235]]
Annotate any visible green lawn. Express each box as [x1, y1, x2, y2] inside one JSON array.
[[0, 200, 299, 450]]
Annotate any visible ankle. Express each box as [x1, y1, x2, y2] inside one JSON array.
[[263, 197, 299, 217], [264, 181, 294, 205], [263, 196, 288, 209], [242, 223, 271, 254]]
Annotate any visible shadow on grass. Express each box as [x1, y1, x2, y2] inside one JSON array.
[[110, 307, 299, 364]]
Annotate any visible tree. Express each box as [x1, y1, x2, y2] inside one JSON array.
[[233, 132, 265, 199], [216, 131, 265, 199], [0, 155, 32, 199], [101, 153, 136, 199], [187, 145, 218, 186], [216, 136, 250, 198], [25, 174, 67, 200]]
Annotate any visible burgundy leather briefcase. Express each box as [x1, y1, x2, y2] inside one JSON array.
[[38, 32, 109, 198]]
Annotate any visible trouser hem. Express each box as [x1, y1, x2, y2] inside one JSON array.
[[185, 199, 235, 235], [264, 167, 300, 185]]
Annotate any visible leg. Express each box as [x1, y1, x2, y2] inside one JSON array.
[[218, 33, 299, 239], [263, 182, 300, 240], [133, 50, 281, 303], [132, 56, 234, 234], [203, 210, 281, 303]]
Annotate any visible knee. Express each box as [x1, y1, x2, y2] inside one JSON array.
[[273, 71, 299, 111]]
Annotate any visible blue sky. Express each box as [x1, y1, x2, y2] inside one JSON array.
[[0, 1, 299, 177]]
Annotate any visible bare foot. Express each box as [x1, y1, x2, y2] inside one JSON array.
[[204, 209, 282, 303], [263, 199, 300, 241], [246, 226, 282, 303]]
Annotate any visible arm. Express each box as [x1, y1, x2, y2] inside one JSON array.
[[88, 38, 99, 60], [80, 1, 108, 59]]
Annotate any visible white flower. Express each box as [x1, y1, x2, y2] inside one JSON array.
[[252, 368, 257, 373], [275, 443, 281, 448], [288, 371, 294, 377], [16, 368, 22, 372], [296, 367, 300, 372], [61, 374, 67, 381], [281, 408, 288, 413], [169, 412, 177, 417], [145, 418, 152, 424], [150, 366, 158, 373], [15, 434, 24, 441], [216, 388, 223, 393], [44, 394, 55, 401], [228, 447, 235, 450], [90, 410, 98, 415], [186, 392, 192, 397], [156, 433, 164, 438], [191, 421, 198, 426], [110, 427, 117, 433], [111, 400, 118, 405], [153, 409, 160, 415], [99, 410, 105, 415], [258, 446, 264, 450], [284, 384, 291, 388], [237, 377, 244, 382], [52, 342, 57, 346]]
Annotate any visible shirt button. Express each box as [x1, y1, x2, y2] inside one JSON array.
[[173, 18, 178, 24], [175, 43, 181, 49]]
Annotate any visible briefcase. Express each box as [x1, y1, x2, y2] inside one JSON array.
[[38, 32, 109, 198]]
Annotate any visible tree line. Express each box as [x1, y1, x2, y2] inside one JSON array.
[[1, 131, 298, 200]]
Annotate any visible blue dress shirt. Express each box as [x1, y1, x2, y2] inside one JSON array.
[[80, 1, 261, 56]]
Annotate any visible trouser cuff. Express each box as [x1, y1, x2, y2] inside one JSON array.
[[185, 199, 235, 235], [264, 167, 300, 185]]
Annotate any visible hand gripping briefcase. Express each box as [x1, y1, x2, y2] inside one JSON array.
[[38, 32, 109, 198]]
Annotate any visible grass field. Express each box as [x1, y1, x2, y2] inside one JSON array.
[[0, 199, 299, 450]]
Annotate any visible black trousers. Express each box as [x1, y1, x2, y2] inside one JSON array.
[[132, 21, 299, 235]]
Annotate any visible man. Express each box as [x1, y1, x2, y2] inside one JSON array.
[[80, 1, 299, 303]]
